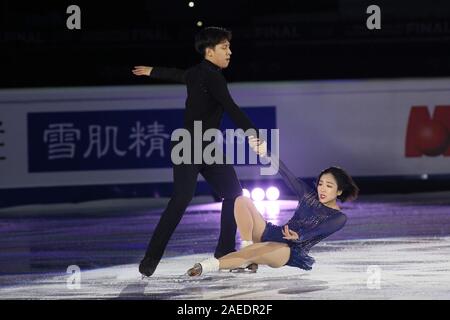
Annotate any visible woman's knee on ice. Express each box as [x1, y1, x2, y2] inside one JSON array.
[[235, 195, 250, 204], [234, 195, 252, 210], [234, 196, 252, 219]]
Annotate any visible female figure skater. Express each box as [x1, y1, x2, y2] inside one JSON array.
[[187, 137, 359, 276]]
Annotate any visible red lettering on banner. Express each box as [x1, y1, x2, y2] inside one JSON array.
[[405, 106, 450, 157]]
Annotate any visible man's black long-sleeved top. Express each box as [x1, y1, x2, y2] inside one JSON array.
[[150, 59, 258, 134]]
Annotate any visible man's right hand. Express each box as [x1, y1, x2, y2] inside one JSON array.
[[132, 66, 153, 76]]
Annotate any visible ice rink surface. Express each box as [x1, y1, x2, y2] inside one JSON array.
[[1, 192, 450, 299]]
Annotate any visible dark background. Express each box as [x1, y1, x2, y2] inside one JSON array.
[[2, 0, 450, 88], [1, 0, 450, 207]]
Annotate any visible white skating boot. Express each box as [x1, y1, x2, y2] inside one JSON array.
[[187, 257, 220, 277]]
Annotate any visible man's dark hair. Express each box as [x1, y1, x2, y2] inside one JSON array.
[[194, 27, 232, 56]]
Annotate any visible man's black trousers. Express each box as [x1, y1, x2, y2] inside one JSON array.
[[143, 162, 242, 266]]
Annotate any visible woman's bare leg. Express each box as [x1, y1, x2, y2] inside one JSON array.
[[234, 196, 267, 243], [188, 196, 271, 276], [218, 242, 291, 270]]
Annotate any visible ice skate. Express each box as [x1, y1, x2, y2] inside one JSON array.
[[186, 257, 219, 277], [230, 263, 258, 273], [139, 257, 158, 278], [187, 263, 203, 276]]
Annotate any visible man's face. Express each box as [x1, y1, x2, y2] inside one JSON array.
[[205, 40, 232, 69]]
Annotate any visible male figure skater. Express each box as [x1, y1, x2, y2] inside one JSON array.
[[133, 27, 259, 277]]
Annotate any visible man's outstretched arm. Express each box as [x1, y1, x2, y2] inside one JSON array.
[[132, 66, 186, 84]]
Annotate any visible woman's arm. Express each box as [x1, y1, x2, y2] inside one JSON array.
[[277, 158, 313, 200], [248, 137, 315, 201], [290, 213, 347, 243]]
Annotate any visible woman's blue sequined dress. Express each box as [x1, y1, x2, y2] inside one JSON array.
[[260, 158, 347, 270]]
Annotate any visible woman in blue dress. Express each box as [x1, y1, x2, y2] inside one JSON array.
[[187, 137, 359, 276]]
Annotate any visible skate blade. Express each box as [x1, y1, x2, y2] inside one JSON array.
[[229, 269, 257, 273], [230, 263, 258, 273], [229, 268, 245, 273]]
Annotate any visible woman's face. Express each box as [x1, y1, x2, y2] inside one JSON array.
[[317, 173, 342, 204]]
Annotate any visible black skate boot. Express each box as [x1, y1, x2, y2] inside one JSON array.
[[139, 257, 158, 278]]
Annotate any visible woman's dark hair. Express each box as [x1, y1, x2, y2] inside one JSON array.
[[194, 27, 232, 56], [317, 166, 359, 202]]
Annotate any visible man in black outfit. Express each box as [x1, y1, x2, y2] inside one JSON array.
[[133, 27, 258, 277]]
